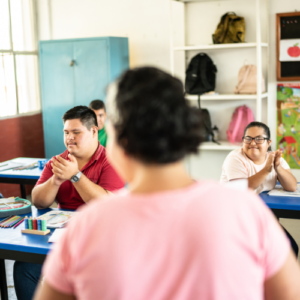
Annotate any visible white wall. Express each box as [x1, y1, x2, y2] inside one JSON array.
[[37, 0, 182, 73], [36, 0, 300, 180]]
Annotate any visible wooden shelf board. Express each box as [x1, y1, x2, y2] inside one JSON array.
[[199, 141, 241, 150], [173, 43, 268, 51], [186, 93, 268, 101], [21, 229, 50, 235]]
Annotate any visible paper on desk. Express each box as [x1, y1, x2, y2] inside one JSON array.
[[268, 183, 300, 197], [48, 228, 67, 243], [0, 197, 16, 204], [38, 210, 76, 228], [0, 161, 25, 172]]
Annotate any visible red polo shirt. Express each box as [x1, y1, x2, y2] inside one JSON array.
[[36, 143, 125, 210]]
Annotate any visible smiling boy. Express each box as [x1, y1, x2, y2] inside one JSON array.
[[32, 105, 124, 210]]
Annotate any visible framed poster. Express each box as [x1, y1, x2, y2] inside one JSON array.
[[276, 12, 300, 81], [277, 84, 300, 169]]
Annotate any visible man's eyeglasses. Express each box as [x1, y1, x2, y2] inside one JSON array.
[[242, 136, 269, 144]]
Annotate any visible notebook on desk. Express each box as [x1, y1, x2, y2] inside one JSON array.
[[268, 183, 300, 197], [37, 210, 76, 228]]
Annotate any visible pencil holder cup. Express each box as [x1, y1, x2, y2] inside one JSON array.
[[38, 159, 48, 170]]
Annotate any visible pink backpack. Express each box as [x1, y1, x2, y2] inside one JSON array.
[[227, 105, 254, 143]]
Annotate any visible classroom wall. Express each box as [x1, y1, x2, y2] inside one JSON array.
[[0, 113, 45, 197], [268, 0, 300, 180], [37, 0, 174, 72], [36, 0, 300, 181]]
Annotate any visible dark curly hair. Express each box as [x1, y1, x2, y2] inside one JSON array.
[[108, 67, 204, 164]]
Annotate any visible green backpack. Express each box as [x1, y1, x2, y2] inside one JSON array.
[[212, 12, 245, 44]]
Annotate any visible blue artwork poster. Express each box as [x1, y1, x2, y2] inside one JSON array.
[[277, 84, 300, 169]]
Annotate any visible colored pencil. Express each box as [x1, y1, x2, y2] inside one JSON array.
[[0, 215, 13, 225], [3, 216, 22, 228], [7, 217, 23, 228], [0, 216, 19, 227], [7, 217, 22, 227], [13, 217, 25, 229], [0, 215, 15, 224], [4, 215, 19, 223], [3, 219, 19, 228]]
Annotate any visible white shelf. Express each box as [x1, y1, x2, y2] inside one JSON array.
[[186, 93, 268, 101], [178, 0, 233, 2], [173, 43, 268, 51], [199, 141, 241, 150]]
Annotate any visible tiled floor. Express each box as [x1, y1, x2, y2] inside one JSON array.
[[3, 260, 17, 300], [280, 218, 300, 263]]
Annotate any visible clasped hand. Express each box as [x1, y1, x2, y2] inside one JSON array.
[[51, 154, 79, 186], [265, 150, 282, 172]]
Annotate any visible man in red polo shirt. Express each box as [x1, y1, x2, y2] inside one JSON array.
[[14, 106, 124, 300], [32, 105, 124, 210]]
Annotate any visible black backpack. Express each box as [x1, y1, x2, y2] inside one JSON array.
[[185, 53, 217, 95], [200, 108, 219, 144]]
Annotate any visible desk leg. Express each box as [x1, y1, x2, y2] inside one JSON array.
[[20, 184, 27, 199], [0, 259, 8, 300]]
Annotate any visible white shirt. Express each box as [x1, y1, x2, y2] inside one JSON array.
[[220, 148, 290, 194]]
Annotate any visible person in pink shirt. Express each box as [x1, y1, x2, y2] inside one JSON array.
[[34, 68, 300, 300]]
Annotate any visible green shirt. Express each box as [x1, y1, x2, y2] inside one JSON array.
[[98, 126, 107, 147]]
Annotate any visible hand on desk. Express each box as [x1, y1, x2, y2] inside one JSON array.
[[51, 155, 79, 186]]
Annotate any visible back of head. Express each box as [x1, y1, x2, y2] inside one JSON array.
[[107, 67, 204, 164], [62, 105, 98, 129], [89, 99, 106, 112]]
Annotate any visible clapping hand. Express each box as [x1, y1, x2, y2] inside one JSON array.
[[265, 152, 275, 173], [51, 154, 80, 185], [274, 150, 282, 169]]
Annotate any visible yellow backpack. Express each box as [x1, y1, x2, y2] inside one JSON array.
[[213, 12, 245, 44]]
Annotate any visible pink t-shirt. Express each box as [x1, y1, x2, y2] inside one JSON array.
[[43, 181, 290, 300], [220, 148, 290, 194]]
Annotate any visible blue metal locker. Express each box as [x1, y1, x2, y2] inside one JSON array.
[[39, 37, 129, 158]]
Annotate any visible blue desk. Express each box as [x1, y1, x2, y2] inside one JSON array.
[[260, 191, 300, 219], [0, 158, 43, 198], [0, 207, 55, 300]]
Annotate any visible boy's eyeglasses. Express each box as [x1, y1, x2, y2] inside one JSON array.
[[243, 136, 269, 144]]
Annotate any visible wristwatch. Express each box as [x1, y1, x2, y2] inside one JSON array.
[[70, 171, 82, 183]]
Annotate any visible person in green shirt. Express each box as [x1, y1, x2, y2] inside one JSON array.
[[89, 99, 107, 147]]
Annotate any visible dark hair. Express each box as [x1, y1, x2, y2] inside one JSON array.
[[243, 121, 272, 151], [89, 99, 106, 112], [62, 106, 98, 129], [110, 67, 204, 164]]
